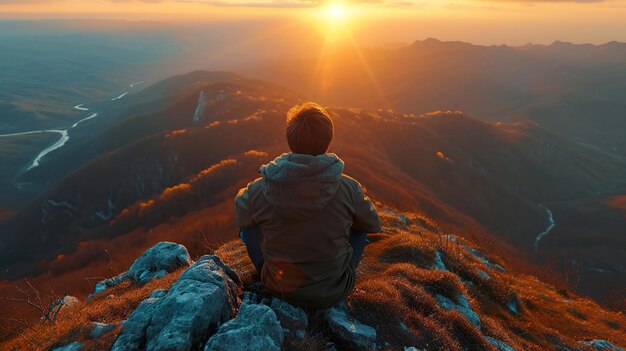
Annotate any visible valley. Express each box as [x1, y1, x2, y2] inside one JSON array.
[[0, 78, 145, 208], [0, 24, 625, 347], [0, 71, 624, 312]]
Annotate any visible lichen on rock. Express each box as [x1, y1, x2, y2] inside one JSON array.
[[111, 255, 242, 351], [204, 302, 284, 351], [90, 242, 192, 299]]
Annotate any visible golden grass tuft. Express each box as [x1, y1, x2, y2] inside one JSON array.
[[0, 268, 184, 351]]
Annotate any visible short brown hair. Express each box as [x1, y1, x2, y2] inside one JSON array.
[[286, 102, 334, 156]]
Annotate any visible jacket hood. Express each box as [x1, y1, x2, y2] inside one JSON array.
[[259, 153, 344, 219]]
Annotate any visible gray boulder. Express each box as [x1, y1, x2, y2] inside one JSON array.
[[149, 289, 168, 299], [269, 296, 308, 346], [435, 294, 481, 329], [432, 251, 448, 271], [241, 291, 259, 305], [204, 303, 284, 351], [91, 322, 116, 338], [382, 208, 411, 227], [111, 255, 242, 351], [464, 246, 494, 270], [60, 296, 80, 308], [46, 295, 81, 321], [477, 270, 491, 280], [91, 242, 191, 298], [583, 340, 625, 351], [326, 303, 377, 350], [506, 295, 521, 316], [485, 336, 516, 351], [50, 342, 82, 351], [112, 297, 163, 350]]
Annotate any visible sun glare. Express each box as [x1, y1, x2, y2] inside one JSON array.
[[317, 3, 354, 42], [327, 4, 347, 21]]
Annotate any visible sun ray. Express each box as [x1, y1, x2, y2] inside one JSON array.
[[311, 4, 388, 107], [346, 33, 389, 108]]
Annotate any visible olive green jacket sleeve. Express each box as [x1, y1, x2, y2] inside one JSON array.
[[351, 184, 383, 233], [234, 181, 258, 228]]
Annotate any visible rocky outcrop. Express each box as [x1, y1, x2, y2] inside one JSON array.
[[326, 303, 377, 350], [582, 340, 626, 351], [73, 240, 619, 351], [485, 336, 516, 351], [91, 322, 116, 338], [50, 342, 83, 351], [435, 293, 481, 328], [111, 295, 161, 350], [382, 208, 411, 228], [59, 295, 80, 308], [111, 255, 242, 351], [45, 295, 81, 323], [506, 295, 521, 316], [204, 303, 284, 351], [99, 241, 536, 351], [90, 242, 191, 299], [267, 294, 308, 347], [432, 251, 448, 271]]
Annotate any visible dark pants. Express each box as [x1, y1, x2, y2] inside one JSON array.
[[239, 227, 368, 273]]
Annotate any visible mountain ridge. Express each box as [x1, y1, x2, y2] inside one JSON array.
[[0, 71, 624, 344], [243, 38, 626, 158]]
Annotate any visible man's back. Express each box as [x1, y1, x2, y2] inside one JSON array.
[[235, 152, 381, 308]]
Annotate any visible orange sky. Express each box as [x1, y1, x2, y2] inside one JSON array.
[[1, 0, 626, 45]]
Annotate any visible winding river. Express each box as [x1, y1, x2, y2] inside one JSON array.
[[0, 81, 143, 173], [111, 92, 129, 101], [534, 204, 556, 252]]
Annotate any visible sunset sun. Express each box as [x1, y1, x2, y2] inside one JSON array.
[[317, 3, 355, 42], [327, 4, 347, 21]]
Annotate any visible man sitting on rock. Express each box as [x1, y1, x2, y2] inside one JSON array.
[[234, 102, 382, 308]]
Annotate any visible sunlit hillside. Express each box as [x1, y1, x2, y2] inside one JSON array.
[[1, 70, 624, 322], [1, 208, 624, 350]]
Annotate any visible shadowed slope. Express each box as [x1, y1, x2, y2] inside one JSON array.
[[1, 71, 623, 312]]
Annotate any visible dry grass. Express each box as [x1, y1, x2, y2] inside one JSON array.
[[216, 206, 626, 351], [3, 205, 625, 351], [0, 268, 184, 351]]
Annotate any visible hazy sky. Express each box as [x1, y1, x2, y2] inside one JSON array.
[[1, 0, 626, 45]]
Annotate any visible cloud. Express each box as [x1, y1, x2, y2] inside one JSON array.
[[0, 0, 51, 3], [175, 0, 408, 8], [445, 3, 501, 10], [383, 0, 416, 7], [175, 0, 321, 7], [0, 0, 417, 8], [472, 0, 603, 3]]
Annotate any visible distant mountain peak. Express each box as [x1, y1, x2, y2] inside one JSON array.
[[550, 40, 574, 47], [422, 37, 442, 44], [408, 37, 475, 51]]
